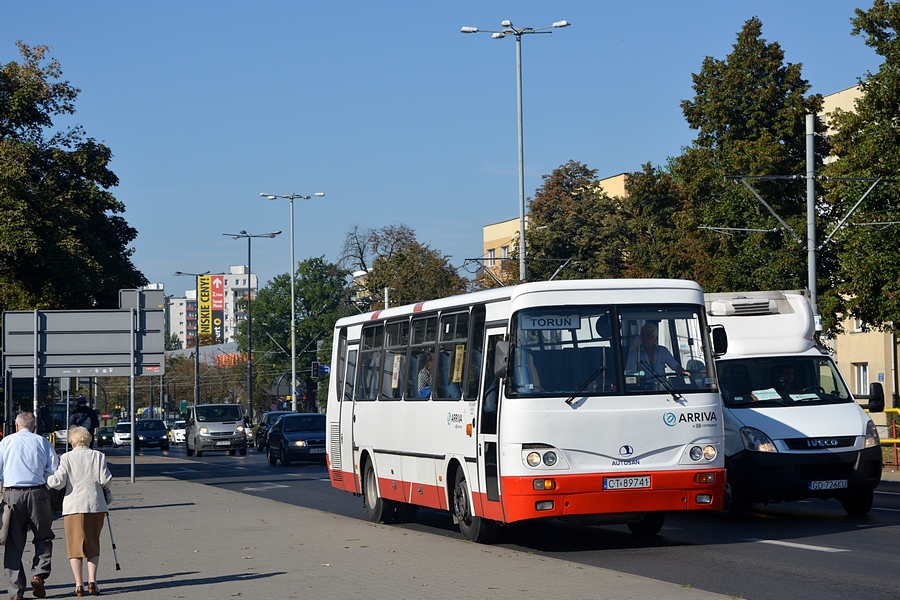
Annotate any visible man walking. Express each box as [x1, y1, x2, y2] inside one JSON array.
[[68, 397, 99, 449], [0, 412, 59, 600]]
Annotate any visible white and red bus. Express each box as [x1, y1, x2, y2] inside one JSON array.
[[326, 279, 726, 542]]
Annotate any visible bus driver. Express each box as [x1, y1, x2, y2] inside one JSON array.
[[625, 323, 685, 376]]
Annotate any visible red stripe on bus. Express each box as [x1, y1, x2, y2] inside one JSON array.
[[413, 302, 425, 312], [370, 310, 383, 320]]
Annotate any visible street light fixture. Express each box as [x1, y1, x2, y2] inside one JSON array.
[[222, 230, 282, 425], [461, 19, 570, 282], [173, 270, 210, 408], [260, 192, 325, 412]]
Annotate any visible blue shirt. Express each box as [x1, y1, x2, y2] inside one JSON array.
[[0, 428, 59, 488]]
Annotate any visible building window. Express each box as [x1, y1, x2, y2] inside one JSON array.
[[853, 363, 868, 395], [487, 248, 495, 267], [853, 318, 866, 332], [501, 245, 509, 260]]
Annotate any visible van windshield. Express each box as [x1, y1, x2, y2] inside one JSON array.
[[717, 356, 854, 408], [196, 405, 242, 422]]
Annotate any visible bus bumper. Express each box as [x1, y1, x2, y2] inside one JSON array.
[[498, 470, 725, 524]]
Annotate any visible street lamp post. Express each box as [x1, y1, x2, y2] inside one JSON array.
[[461, 19, 570, 282], [173, 270, 210, 408], [260, 192, 325, 412], [223, 230, 281, 425]]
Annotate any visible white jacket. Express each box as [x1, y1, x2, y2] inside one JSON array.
[[47, 447, 113, 515]]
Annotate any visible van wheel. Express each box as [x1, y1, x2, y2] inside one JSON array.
[[196, 449, 203, 457], [627, 512, 665, 536], [239, 447, 247, 456], [186, 441, 194, 456], [722, 480, 750, 520], [363, 461, 396, 524], [453, 468, 498, 543], [840, 489, 874, 516]]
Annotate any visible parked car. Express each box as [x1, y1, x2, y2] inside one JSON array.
[[96, 426, 115, 448], [266, 413, 326, 466], [112, 422, 131, 447], [135, 419, 170, 450], [169, 420, 186, 445], [255, 411, 293, 452]]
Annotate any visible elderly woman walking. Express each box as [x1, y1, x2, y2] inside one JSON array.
[[47, 425, 112, 597]]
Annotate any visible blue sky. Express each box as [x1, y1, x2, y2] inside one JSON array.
[[1, 1, 880, 297]]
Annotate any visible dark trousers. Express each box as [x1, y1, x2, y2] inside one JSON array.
[[3, 487, 54, 598]]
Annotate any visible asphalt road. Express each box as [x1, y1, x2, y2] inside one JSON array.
[[105, 444, 900, 600]]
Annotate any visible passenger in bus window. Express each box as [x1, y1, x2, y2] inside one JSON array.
[[418, 353, 433, 398], [625, 323, 685, 376]]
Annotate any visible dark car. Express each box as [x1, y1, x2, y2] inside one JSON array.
[[96, 426, 115, 448], [135, 419, 170, 451], [255, 411, 293, 452], [266, 413, 326, 466]]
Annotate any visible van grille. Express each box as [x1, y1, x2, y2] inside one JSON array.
[[783, 436, 856, 450]]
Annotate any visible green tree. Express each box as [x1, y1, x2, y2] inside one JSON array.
[[0, 42, 146, 312], [671, 17, 834, 326], [365, 241, 469, 309], [525, 160, 628, 282], [826, 0, 900, 331]]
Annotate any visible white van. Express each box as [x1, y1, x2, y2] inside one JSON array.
[[185, 403, 248, 457], [706, 290, 883, 515]]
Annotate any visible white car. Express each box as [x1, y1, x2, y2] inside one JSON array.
[[112, 422, 132, 447], [169, 420, 186, 445]]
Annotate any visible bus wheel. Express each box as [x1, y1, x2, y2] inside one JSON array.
[[363, 461, 396, 524], [453, 469, 498, 543], [627, 512, 665, 536], [840, 489, 874, 516]]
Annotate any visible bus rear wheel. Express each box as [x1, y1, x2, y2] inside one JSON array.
[[452, 469, 498, 543], [363, 461, 396, 524]]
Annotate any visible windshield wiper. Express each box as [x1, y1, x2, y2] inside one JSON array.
[[640, 360, 685, 403], [566, 365, 608, 405]]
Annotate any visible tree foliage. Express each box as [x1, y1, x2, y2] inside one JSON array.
[[365, 241, 469, 309], [826, 0, 900, 331], [525, 160, 627, 281], [0, 42, 146, 312]]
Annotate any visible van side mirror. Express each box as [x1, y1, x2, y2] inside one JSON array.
[[494, 340, 510, 379], [866, 382, 885, 413], [710, 325, 728, 357]]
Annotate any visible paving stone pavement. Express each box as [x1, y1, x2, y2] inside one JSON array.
[[6, 453, 743, 600]]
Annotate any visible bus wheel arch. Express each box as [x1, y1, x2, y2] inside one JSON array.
[[450, 463, 499, 544], [362, 454, 397, 524]]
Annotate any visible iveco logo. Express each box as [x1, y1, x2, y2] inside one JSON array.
[[807, 438, 839, 448], [663, 412, 677, 427], [618, 445, 634, 457]]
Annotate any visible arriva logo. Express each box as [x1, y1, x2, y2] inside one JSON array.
[[663, 412, 677, 427]]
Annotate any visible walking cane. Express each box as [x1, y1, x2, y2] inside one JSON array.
[[106, 512, 121, 570]]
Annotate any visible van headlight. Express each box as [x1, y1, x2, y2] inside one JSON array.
[[864, 420, 880, 448], [740, 427, 777, 453]]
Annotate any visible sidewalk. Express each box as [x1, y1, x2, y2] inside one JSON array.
[[12, 454, 731, 600]]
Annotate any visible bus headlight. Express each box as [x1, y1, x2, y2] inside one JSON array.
[[703, 445, 717, 460], [690, 446, 703, 461], [543, 451, 558, 466], [526, 452, 542, 467]]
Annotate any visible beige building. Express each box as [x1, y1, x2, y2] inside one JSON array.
[[481, 173, 628, 285]]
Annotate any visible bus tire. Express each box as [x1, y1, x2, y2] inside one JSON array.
[[452, 468, 498, 543], [627, 511, 665, 536], [363, 461, 396, 524], [840, 489, 874, 516]]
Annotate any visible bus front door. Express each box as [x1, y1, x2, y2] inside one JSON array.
[[476, 331, 504, 522]]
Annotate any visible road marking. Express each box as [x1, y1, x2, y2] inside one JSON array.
[[160, 468, 198, 475], [745, 538, 848, 553], [242, 484, 289, 492], [875, 490, 900, 496], [873, 507, 900, 512]]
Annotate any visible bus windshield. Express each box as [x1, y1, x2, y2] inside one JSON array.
[[510, 305, 715, 397], [717, 355, 853, 408]]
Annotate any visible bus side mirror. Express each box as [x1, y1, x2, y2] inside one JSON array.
[[710, 325, 728, 357], [866, 382, 885, 413], [494, 340, 510, 379]]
